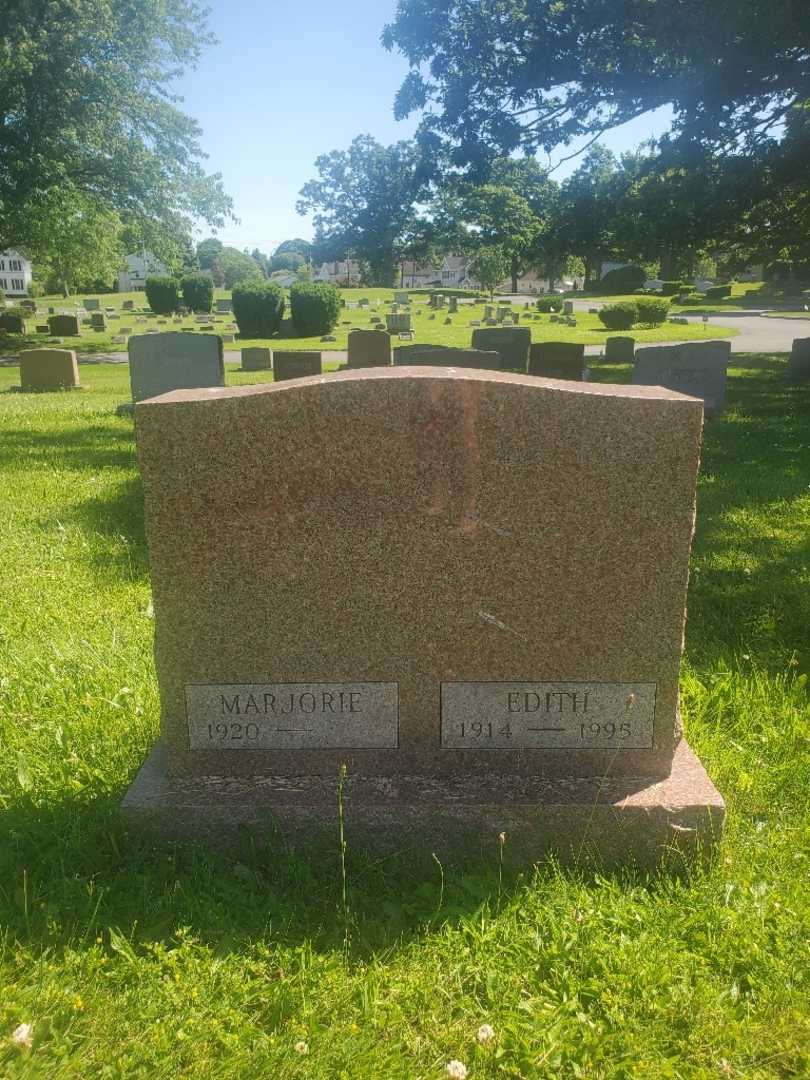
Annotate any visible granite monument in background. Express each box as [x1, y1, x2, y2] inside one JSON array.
[[633, 340, 731, 417]]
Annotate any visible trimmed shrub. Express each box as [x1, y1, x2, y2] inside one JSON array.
[[677, 284, 696, 295], [28, 281, 45, 298], [232, 280, 286, 337], [705, 284, 732, 301], [181, 273, 214, 313], [536, 297, 561, 312], [290, 281, 341, 336], [597, 302, 638, 330], [659, 280, 684, 296], [145, 276, 180, 315], [598, 265, 646, 294], [0, 308, 26, 333], [679, 293, 707, 306], [634, 296, 670, 325]]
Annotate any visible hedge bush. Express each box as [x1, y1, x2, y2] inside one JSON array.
[[145, 276, 180, 315], [232, 280, 286, 337], [634, 296, 670, 325], [659, 280, 685, 296], [290, 281, 341, 336], [181, 273, 214, 313], [705, 284, 732, 300], [597, 302, 638, 330], [598, 265, 646, 294], [536, 297, 562, 313]]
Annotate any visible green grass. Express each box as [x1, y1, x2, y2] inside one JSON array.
[[762, 311, 810, 320], [1, 356, 809, 1076], [2, 289, 737, 357]]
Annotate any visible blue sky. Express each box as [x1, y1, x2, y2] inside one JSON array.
[[176, 0, 673, 255]]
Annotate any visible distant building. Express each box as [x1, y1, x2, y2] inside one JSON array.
[[399, 260, 439, 288], [440, 254, 480, 289], [118, 251, 169, 292], [314, 260, 361, 286], [0, 250, 33, 297]]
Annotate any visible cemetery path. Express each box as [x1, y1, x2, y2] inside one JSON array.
[[680, 313, 807, 354]]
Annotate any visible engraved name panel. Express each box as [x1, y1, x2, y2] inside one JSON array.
[[186, 682, 399, 750], [441, 682, 655, 749]]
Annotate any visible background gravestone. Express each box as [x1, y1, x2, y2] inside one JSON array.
[[386, 313, 412, 333], [124, 368, 722, 863], [48, 314, 80, 336], [125, 332, 224, 407], [19, 348, 80, 391], [273, 351, 322, 381], [90, 313, 107, 331], [84, 298, 100, 311], [528, 342, 586, 381], [787, 337, 810, 381], [471, 326, 531, 370], [633, 340, 731, 417], [241, 347, 273, 372], [216, 299, 233, 313], [347, 330, 392, 368], [393, 345, 501, 369], [605, 336, 636, 363], [0, 313, 26, 334]]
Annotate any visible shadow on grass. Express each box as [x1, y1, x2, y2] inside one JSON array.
[[0, 780, 684, 961], [688, 356, 810, 671], [0, 422, 135, 472], [0, 790, 523, 958], [0, 422, 148, 582]]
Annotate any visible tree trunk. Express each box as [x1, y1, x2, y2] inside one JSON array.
[[511, 253, 519, 294], [660, 249, 675, 280]]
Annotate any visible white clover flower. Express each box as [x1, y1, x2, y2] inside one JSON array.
[[476, 1023, 495, 1045], [11, 1023, 33, 1049], [294, 1040, 309, 1055], [446, 1060, 468, 1079]]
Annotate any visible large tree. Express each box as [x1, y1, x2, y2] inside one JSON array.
[[383, 0, 810, 168], [435, 182, 540, 291], [1, 0, 233, 251], [26, 189, 125, 295], [211, 247, 264, 289], [297, 136, 431, 286]]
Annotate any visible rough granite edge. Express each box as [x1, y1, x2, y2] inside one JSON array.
[[121, 739, 724, 866]]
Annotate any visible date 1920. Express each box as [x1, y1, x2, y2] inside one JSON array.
[[208, 722, 260, 741]]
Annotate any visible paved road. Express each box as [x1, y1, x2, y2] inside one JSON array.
[[571, 304, 808, 355]]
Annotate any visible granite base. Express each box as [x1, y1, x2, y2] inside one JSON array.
[[122, 741, 724, 866]]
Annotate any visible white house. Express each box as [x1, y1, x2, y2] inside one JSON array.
[[399, 260, 440, 288], [314, 260, 361, 286], [118, 251, 169, 292], [0, 250, 33, 297], [440, 254, 480, 289]]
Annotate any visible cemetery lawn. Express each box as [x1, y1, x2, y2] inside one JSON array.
[[1, 354, 809, 1077], [1, 288, 737, 357]]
